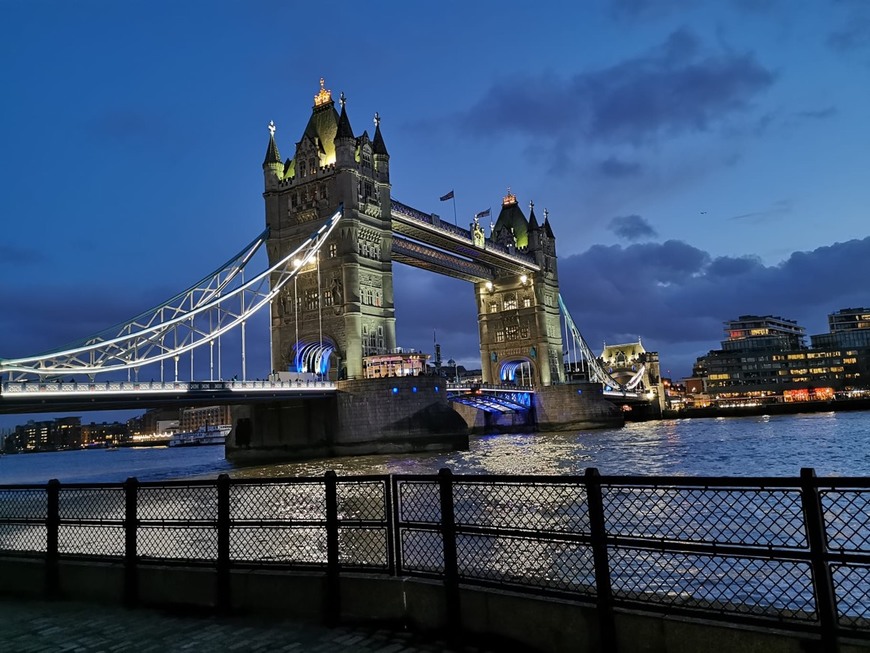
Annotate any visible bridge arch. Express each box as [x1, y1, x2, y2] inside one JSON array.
[[498, 358, 535, 386], [292, 337, 337, 376]]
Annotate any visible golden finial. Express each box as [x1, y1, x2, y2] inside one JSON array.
[[503, 186, 517, 206], [314, 77, 332, 107]]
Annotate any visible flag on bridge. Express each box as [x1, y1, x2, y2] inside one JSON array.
[[439, 190, 454, 201], [475, 208, 491, 219]]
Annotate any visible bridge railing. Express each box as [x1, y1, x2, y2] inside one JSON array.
[[0, 379, 337, 396], [0, 469, 867, 649], [446, 382, 535, 393]]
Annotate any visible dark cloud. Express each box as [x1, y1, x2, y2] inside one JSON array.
[[462, 29, 775, 150], [797, 106, 837, 120], [598, 157, 642, 178], [827, 18, 870, 53], [0, 245, 41, 265], [610, 0, 698, 20], [608, 215, 658, 241], [558, 237, 870, 376]]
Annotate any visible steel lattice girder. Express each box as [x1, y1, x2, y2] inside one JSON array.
[[0, 208, 344, 379]]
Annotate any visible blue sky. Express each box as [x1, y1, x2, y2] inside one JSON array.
[[1, 0, 869, 427]]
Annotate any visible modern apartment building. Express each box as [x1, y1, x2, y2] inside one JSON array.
[[693, 310, 870, 402]]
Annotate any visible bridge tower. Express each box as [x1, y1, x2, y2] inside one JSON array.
[[263, 80, 396, 380], [475, 193, 565, 387]]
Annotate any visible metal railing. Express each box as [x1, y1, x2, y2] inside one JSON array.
[[0, 469, 867, 650]]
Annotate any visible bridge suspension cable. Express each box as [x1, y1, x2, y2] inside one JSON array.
[[0, 208, 344, 381], [557, 294, 627, 392]]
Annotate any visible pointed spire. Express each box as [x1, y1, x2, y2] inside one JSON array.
[[336, 93, 354, 139], [263, 120, 281, 166], [372, 111, 388, 156], [528, 200, 539, 230], [543, 208, 555, 238]]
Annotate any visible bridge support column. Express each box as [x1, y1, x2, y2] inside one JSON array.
[[226, 377, 468, 463]]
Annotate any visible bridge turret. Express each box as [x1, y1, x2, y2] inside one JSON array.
[[334, 93, 355, 169], [262, 120, 283, 191], [372, 112, 389, 184]]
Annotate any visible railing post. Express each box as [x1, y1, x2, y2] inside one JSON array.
[[585, 468, 617, 653], [216, 473, 231, 615], [438, 468, 461, 633], [123, 477, 139, 607], [800, 468, 839, 653], [324, 471, 341, 626], [45, 478, 60, 599]]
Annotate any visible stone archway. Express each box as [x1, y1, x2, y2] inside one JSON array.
[[498, 358, 536, 386]]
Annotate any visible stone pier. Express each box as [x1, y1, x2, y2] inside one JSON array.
[[227, 376, 468, 463]]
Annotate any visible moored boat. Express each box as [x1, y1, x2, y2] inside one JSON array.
[[168, 424, 231, 447]]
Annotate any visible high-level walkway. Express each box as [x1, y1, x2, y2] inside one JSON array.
[[0, 598, 497, 653]]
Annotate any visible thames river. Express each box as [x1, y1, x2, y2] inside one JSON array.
[[2, 410, 869, 485]]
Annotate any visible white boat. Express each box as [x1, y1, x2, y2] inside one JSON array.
[[168, 424, 231, 447]]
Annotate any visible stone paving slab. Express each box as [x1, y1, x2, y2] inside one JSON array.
[[0, 599, 497, 653]]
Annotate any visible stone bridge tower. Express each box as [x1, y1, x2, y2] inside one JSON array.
[[475, 192, 565, 387], [262, 79, 395, 380]]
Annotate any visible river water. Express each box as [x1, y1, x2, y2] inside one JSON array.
[[2, 410, 868, 485]]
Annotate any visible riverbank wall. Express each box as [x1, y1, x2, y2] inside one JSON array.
[[2, 559, 865, 653]]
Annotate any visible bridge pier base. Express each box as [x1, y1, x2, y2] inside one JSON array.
[[452, 383, 624, 434], [533, 383, 624, 431], [226, 376, 468, 464]]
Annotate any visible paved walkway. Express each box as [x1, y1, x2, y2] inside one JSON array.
[[0, 599, 497, 653]]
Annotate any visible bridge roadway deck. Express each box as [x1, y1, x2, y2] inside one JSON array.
[[0, 380, 336, 415], [0, 597, 495, 653]]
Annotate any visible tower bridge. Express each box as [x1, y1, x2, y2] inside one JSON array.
[[0, 79, 664, 459]]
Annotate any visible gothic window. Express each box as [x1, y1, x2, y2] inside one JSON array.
[[290, 195, 297, 209], [504, 293, 518, 311], [523, 297, 532, 308], [329, 243, 337, 258], [506, 325, 520, 341], [375, 291, 382, 307], [305, 289, 319, 310], [495, 330, 505, 343], [362, 151, 372, 168], [520, 326, 530, 339], [377, 326, 384, 351], [299, 161, 306, 177], [489, 302, 498, 314], [364, 181, 373, 198], [309, 158, 316, 172], [323, 289, 333, 307]]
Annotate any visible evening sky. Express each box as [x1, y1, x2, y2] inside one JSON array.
[[1, 0, 869, 428]]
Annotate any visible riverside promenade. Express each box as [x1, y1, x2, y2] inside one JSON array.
[[0, 598, 494, 653]]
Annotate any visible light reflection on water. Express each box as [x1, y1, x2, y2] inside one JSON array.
[[1, 410, 868, 484]]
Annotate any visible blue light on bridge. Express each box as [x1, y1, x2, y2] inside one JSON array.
[[412, 386, 417, 393], [392, 387, 399, 394], [577, 389, 583, 395]]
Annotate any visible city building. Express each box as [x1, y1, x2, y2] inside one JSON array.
[[179, 405, 232, 432], [690, 309, 870, 404]]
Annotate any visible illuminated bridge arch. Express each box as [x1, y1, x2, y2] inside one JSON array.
[[292, 338, 336, 376]]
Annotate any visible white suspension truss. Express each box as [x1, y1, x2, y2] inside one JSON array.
[[0, 207, 344, 381], [557, 294, 627, 392]]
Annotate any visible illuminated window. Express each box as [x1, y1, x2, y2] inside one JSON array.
[[523, 297, 531, 308], [787, 354, 806, 360], [503, 293, 518, 310], [305, 289, 319, 310], [495, 330, 505, 343], [506, 325, 519, 340], [323, 289, 333, 307], [329, 243, 337, 258], [489, 302, 498, 313], [844, 357, 857, 364]]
